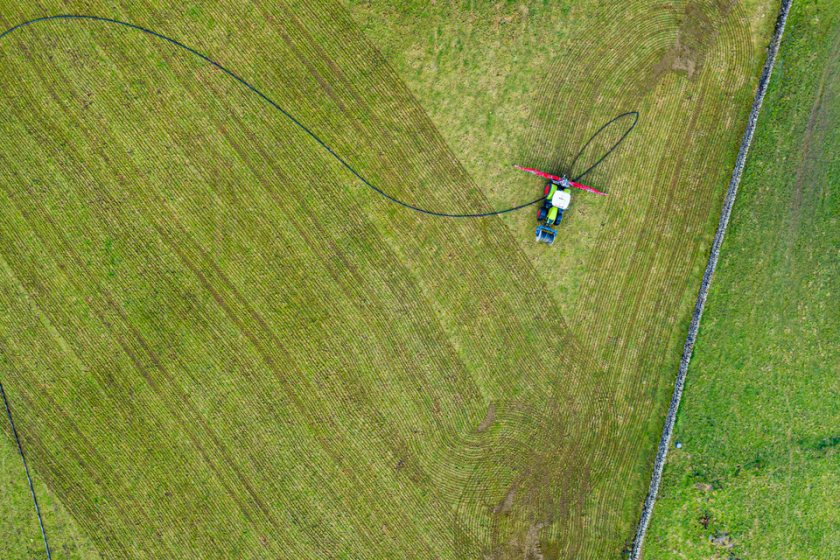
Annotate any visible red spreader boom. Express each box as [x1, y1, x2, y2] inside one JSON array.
[[514, 165, 608, 196]]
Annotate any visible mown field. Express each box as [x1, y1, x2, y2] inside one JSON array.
[[0, 1, 774, 558], [645, 1, 840, 558]]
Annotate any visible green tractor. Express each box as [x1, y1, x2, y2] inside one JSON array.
[[535, 180, 571, 245], [515, 166, 608, 245]]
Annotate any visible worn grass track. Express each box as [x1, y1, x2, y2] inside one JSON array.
[[1, 1, 776, 558]]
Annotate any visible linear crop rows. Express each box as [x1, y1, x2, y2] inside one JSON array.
[[631, 1, 792, 556], [497, 1, 766, 556]]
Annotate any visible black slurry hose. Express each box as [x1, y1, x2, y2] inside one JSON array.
[[0, 15, 637, 217], [0, 14, 640, 559]]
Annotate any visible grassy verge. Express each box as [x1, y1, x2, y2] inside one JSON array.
[[645, 1, 840, 558]]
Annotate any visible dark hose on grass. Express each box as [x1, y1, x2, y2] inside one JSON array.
[[0, 15, 637, 218], [568, 111, 639, 182]]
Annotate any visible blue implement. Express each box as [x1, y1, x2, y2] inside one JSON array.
[[535, 225, 557, 244]]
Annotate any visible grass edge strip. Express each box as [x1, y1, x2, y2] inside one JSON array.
[[628, 1, 794, 558]]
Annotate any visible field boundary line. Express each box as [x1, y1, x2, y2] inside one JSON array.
[[629, 1, 793, 558], [0, 382, 52, 559]]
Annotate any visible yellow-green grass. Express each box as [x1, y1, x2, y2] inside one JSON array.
[[0, 1, 774, 558], [1, 434, 101, 558], [644, 1, 840, 558]]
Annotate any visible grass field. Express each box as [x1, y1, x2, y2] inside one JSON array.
[[0, 1, 776, 558], [644, 1, 840, 558]]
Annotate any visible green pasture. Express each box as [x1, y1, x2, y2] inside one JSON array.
[[645, 1, 840, 558], [0, 1, 777, 558]]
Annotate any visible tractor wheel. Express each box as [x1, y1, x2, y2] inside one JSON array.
[[543, 183, 551, 196], [537, 207, 547, 221]]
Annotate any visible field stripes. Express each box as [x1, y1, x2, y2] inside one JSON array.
[[0, 2, 608, 557], [500, 2, 765, 555], [0, 15, 543, 220], [0, 1, 780, 558]]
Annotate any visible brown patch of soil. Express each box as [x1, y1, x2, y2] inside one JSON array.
[[478, 401, 496, 432], [523, 522, 546, 560], [493, 484, 516, 515], [651, 1, 738, 85]]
